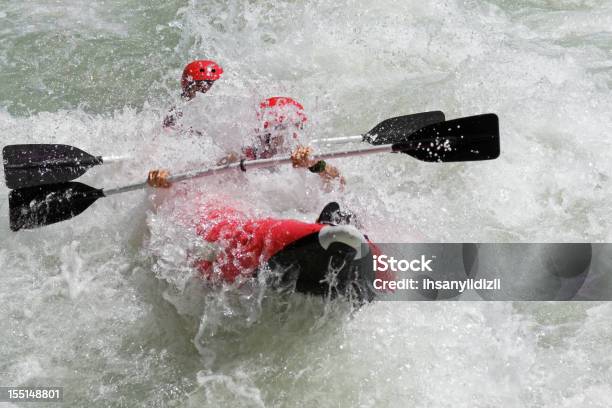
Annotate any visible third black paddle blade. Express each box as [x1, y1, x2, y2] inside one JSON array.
[[3, 144, 103, 189], [9, 182, 105, 231], [363, 111, 445, 145], [392, 113, 500, 162]]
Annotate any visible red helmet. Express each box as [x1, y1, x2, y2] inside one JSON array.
[[181, 60, 223, 89], [258, 97, 307, 130]]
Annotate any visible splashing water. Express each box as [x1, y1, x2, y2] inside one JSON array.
[[1, 0, 612, 406]]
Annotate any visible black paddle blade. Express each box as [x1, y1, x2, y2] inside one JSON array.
[[3, 144, 103, 189], [363, 111, 445, 145], [392, 113, 500, 162], [9, 182, 105, 231]]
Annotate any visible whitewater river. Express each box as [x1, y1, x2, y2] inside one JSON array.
[[1, 0, 611, 406]]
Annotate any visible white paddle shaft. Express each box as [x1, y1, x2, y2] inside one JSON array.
[[310, 135, 363, 145], [103, 144, 394, 197], [101, 155, 130, 164]]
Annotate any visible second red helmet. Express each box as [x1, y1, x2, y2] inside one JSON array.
[[258, 97, 308, 130], [181, 60, 223, 89]]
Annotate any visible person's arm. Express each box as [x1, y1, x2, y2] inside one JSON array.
[[216, 152, 240, 166], [216, 145, 258, 166], [291, 146, 345, 187], [163, 106, 183, 129]]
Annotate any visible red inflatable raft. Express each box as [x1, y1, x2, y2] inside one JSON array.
[[190, 200, 387, 301]]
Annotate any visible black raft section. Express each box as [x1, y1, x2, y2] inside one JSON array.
[[265, 232, 377, 303]]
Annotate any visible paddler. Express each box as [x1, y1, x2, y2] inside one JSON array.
[[148, 96, 345, 189], [162, 60, 223, 129]]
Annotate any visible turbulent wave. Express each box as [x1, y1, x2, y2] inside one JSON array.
[[1, 0, 611, 406]]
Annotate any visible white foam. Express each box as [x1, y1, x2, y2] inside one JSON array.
[[1, 0, 611, 405]]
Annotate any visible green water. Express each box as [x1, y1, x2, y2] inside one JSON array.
[[1, 0, 612, 406]]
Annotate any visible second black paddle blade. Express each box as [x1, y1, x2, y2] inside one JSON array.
[[9, 182, 105, 231], [363, 111, 445, 145], [393, 113, 500, 162], [3, 144, 103, 189]]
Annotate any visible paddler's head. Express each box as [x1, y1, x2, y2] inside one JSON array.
[[256, 96, 307, 153], [181, 60, 223, 100]]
